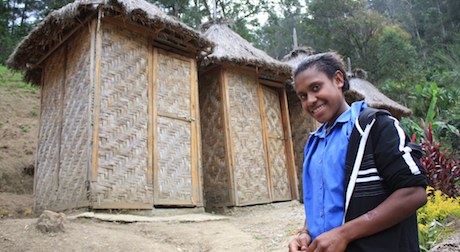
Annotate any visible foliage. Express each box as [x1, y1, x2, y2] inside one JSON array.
[[306, 0, 387, 77], [375, 26, 419, 84], [384, 71, 459, 153], [0, 65, 38, 93], [417, 187, 460, 251], [421, 121, 460, 198], [19, 124, 30, 133], [150, 0, 266, 42], [255, 0, 308, 59]]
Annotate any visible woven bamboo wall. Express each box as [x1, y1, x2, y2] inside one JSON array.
[[286, 87, 316, 201], [54, 29, 91, 209], [35, 46, 66, 211], [199, 70, 231, 206], [262, 88, 291, 201], [94, 23, 153, 207], [155, 52, 195, 204], [227, 70, 270, 205]]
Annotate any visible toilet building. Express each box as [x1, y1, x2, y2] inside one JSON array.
[[199, 21, 299, 207], [7, 0, 213, 211]]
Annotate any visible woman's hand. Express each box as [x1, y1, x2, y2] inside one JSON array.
[[288, 232, 311, 251], [306, 228, 348, 252]]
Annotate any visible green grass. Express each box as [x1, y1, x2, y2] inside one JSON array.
[[19, 124, 31, 133], [0, 65, 39, 93]]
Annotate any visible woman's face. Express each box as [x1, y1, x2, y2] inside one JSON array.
[[294, 66, 349, 125]]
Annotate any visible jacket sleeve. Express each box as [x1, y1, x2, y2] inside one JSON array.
[[371, 115, 427, 192]]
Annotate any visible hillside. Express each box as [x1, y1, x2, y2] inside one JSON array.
[[0, 65, 39, 217]]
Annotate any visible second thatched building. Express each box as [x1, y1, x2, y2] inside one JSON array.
[[199, 20, 299, 208]]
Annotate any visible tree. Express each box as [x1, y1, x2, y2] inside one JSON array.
[[306, 0, 387, 79], [0, 0, 71, 64], [376, 26, 418, 84], [150, 0, 268, 42], [255, 0, 310, 59]]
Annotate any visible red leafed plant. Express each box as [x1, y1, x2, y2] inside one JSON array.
[[420, 120, 460, 198]]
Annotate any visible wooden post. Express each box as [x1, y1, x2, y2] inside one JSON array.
[[91, 10, 103, 182]]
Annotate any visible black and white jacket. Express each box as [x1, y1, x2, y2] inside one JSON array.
[[344, 108, 427, 252]]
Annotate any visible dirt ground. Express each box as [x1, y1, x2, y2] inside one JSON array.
[[0, 197, 305, 252], [0, 86, 38, 195], [1, 78, 459, 252], [0, 84, 307, 252], [1, 195, 460, 252]]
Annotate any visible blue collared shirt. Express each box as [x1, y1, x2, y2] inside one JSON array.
[[303, 101, 366, 240]]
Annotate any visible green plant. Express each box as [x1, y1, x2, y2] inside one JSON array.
[[19, 125, 31, 133], [0, 65, 39, 93], [404, 81, 459, 153], [418, 187, 460, 251], [421, 120, 460, 198], [30, 109, 38, 117]]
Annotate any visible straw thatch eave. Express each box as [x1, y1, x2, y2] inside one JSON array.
[[7, 0, 214, 85], [201, 21, 291, 80], [281, 47, 315, 69], [348, 78, 411, 118]]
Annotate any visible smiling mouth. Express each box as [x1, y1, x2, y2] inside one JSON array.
[[310, 104, 325, 115]]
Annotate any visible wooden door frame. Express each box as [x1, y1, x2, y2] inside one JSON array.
[[259, 80, 299, 201], [151, 48, 202, 206]]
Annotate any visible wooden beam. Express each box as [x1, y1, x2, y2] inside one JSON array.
[[152, 47, 159, 203], [103, 16, 162, 39], [258, 85, 273, 201], [190, 57, 202, 206], [157, 111, 194, 123], [280, 88, 299, 200], [224, 64, 258, 76], [220, 66, 237, 206], [91, 10, 103, 182], [259, 79, 285, 88], [157, 47, 193, 62], [152, 41, 195, 59], [147, 42, 154, 185], [33, 12, 97, 68], [154, 31, 196, 53]]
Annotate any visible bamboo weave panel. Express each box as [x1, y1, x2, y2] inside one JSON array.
[[35, 46, 66, 211], [156, 117, 192, 202], [263, 89, 291, 200], [268, 138, 291, 200], [56, 30, 91, 209], [287, 88, 313, 201], [227, 70, 269, 205], [263, 89, 283, 137], [156, 52, 193, 203], [199, 72, 230, 206], [95, 25, 152, 206], [156, 53, 190, 115]]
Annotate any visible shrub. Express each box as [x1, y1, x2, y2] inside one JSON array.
[[418, 187, 460, 251], [421, 120, 460, 198]]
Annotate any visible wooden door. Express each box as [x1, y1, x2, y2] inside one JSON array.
[[260, 85, 292, 201], [152, 49, 201, 206]]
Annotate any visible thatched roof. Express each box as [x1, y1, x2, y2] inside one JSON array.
[[7, 0, 213, 85], [347, 78, 411, 118], [281, 48, 411, 118], [201, 20, 291, 78], [281, 47, 315, 69]]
